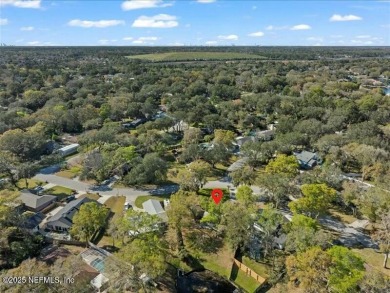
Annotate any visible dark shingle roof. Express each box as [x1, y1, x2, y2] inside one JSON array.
[[19, 190, 56, 210], [47, 197, 97, 227]]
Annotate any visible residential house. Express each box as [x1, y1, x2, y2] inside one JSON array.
[[58, 144, 79, 157], [19, 190, 56, 212], [294, 151, 321, 169], [227, 157, 249, 172], [45, 197, 98, 232], [142, 199, 168, 222], [235, 136, 256, 147]]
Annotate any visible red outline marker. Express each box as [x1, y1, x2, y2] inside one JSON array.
[[211, 189, 223, 205]]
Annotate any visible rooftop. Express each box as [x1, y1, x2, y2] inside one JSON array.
[[59, 143, 79, 152], [19, 190, 56, 210]]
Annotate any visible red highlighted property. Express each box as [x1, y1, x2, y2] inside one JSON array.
[[211, 189, 224, 205]]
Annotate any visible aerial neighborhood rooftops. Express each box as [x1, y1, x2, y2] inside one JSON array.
[[227, 157, 249, 172], [45, 197, 99, 232], [142, 199, 168, 222], [58, 143, 79, 157], [19, 190, 56, 212], [294, 151, 321, 169]]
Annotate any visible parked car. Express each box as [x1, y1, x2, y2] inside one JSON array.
[[124, 202, 132, 211], [65, 195, 76, 203]]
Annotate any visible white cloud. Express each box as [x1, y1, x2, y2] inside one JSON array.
[[205, 41, 217, 45], [290, 24, 311, 30], [330, 35, 343, 38], [68, 19, 125, 28], [0, 0, 41, 9], [132, 14, 178, 28], [27, 41, 40, 45], [138, 36, 159, 41], [0, 18, 8, 26], [21, 26, 34, 31], [99, 39, 118, 45], [307, 37, 323, 42], [218, 34, 238, 40], [123, 37, 134, 41], [131, 36, 159, 44], [170, 42, 184, 46], [356, 35, 371, 39], [266, 25, 289, 31], [330, 14, 362, 22], [351, 39, 374, 45], [248, 31, 264, 37], [121, 0, 172, 11], [197, 0, 216, 3], [381, 24, 390, 28]]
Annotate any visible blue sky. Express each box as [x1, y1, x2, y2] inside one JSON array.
[[0, 0, 389, 46]]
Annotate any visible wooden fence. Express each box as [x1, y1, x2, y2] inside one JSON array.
[[233, 258, 267, 284]]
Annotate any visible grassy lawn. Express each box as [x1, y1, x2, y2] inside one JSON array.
[[188, 243, 234, 279], [44, 186, 73, 200], [352, 248, 390, 277], [329, 208, 358, 224], [233, 269, 262, 293], [134, 194, 171, 209], [79, 193, 100, 200], [104, 196, 126, 219], [242, 256, 270, 278], [55, 166, 82, 179], [127, 52, 266, 62], [16, 178, 43, 189]]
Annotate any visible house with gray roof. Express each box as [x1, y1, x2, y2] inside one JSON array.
[[142, 199, 168, 222], [19, 190, 56, 212], [227, 157, 249, 172], [45, 197, 99, 232], [294, 151, 321, 170]]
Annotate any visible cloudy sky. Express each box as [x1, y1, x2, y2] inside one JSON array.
[[0, 0, 389, 46]]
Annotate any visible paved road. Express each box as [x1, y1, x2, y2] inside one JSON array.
[[34, 168, 377, 249]]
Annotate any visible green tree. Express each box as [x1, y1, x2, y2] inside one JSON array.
[[117, 234, 167, 278], [182, 128, 203, 146], [236, 185, 256, 207], [289, 183, 337, 218], [188, 160, 212, 189], [257, 173, 290, 208], [285, 214, 332, 252], [70, 202, 109, 244], [265, 154, 299, 178], [213, 129, 235, 147], [327, 246, 365, 293], [125, 153, 168, 186], [286, 246, 331, 293], [257, 207, 284, 257], [286, 246, 364, 293], [372, 211, 390, 268], [221, 201, 253, 250], [230, 165, 257, 186], [166, 191, 200, 256]]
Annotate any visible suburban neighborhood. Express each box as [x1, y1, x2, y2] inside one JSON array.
[[1, 2, 390, 291]]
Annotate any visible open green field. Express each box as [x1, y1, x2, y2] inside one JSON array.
[[352, 248, 390, 277], [127, 52, 266, 62], [104, 195, 126, 218], [16, 179, 43, 189], [44, 186, 74, 200]]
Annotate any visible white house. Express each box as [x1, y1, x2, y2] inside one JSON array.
[[58, 144, 79, 157]]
